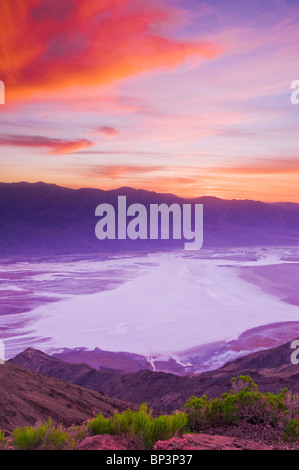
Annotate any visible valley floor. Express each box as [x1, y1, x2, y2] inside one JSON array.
[[1, 247, 299, 374]]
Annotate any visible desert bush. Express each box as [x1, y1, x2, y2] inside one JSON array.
[[119, 405, 156, 449], [88, 414, 116, 436], [13, 425, 46, 450], [185, 376, 291, 432], [88, 404, 187, 450], [281, 390, 299, 419], [231, 375, 258, 394], [0, 430, 6, 448], [12, 419, 75, 450], [284, 419, 299, 441], [45, 426, 75, 450]]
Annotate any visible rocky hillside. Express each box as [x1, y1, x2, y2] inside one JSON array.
[[10, 339, 299, 414], [0, 360, 137, 432]]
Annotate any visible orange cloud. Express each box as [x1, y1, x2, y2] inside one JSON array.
[[0, 133, 93, 154], [210, 159, 299, 175], [85, 165, 164, 178], [86, 163, 299, 201], [0, 0, 221, 103]]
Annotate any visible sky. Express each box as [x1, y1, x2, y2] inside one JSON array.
[[0, 0, 298, 201]]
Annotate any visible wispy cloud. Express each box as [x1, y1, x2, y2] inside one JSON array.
[[85, 165, 164, 178], [0, 134, 93, 154], [211, 159, 299, 175], [1, 0, 299, 202], [94, 127, 120, 138]]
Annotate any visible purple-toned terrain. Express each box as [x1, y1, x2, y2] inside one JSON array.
[[1, 183, 299, 374], [1, 247, 299, 374], [1, 182, 299, 258]]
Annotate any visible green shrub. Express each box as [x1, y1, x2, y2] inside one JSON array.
[[12, 419, 75, 450], [13, 426, 45, 450], [45, 426, 75, 450], [88, 404, 187, 450], [120, 406, 156, 449], [231, 375, 258, 393], [0, 430, 6, 448], [184, 376, 290, 432], [88, 414, 116, 436], [284, 419, 299, 442]]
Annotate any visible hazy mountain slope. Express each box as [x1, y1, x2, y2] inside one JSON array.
[[10, 341, 299, 414], [1, 181, 299, 257], [52, 347, 152, 373]]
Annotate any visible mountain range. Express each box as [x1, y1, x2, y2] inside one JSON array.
[[1, 181, 299, 257], [8, 339, 299, 418]]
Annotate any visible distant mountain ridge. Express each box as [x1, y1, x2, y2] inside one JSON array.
[[10, 340, 299, 415], [1, 181, 299, 257]]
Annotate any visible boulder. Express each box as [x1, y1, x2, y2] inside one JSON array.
[[153, 433, 273, 451]]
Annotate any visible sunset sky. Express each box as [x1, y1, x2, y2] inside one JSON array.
[[0, 0, 298, 201]]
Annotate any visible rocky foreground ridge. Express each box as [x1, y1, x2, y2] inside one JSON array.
[[9, 339, 299, 414], [2, 339, 299, 450], [76, 433, 273, 451]]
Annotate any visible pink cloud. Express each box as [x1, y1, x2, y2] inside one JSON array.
[[0, 134, 93, 154], [85, 165, 164, 178], [95, 127, 120, 138]]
